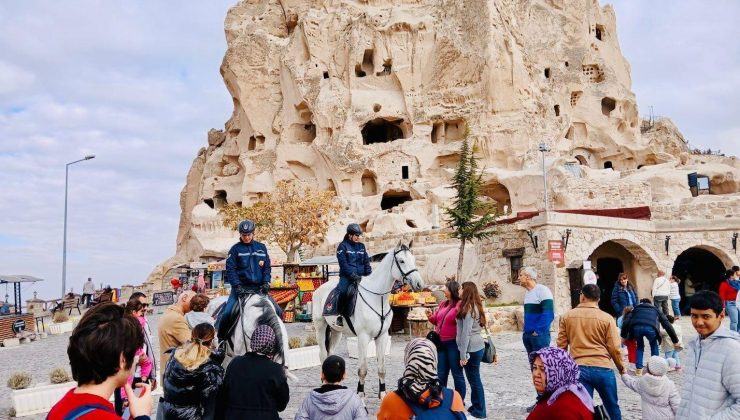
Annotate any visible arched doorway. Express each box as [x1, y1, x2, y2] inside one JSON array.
[[586, 239, 660, 316], [672, 247, 728, 314]]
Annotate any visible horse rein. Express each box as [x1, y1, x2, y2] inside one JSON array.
[[357, 245, 417, 339]]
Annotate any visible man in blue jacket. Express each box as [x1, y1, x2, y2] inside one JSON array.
[[336, 223, 372, 327], [216, 219, 282, 343]]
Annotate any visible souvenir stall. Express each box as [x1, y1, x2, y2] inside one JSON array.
[[388, 290, 438, 335]]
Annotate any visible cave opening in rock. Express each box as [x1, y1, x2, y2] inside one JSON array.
[[601, 97, 616, 117], [544, 68, 551, 79], [604, 161, 613, 169], [554, 105, 560, 116], [401, 165, 409, 180], [213, 190, 227, 209], [381, 190, 412, 210], [431, 121, 443, 143], [355, 48, 374, 78], [406, 220, 417, 228], [377, 59, 392, 76], [323, 71, 329, 79], [595, 24, 604, 41], [203, 198, 214, 209], [361, 118, 406, 145]]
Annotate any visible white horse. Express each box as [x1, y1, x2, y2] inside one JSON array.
[[312, 240, 423, 399], [207, 293, 291, 370]]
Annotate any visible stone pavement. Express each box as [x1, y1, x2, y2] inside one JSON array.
[[1, 311, 703, 419]]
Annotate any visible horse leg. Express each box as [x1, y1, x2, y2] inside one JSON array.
[[357, 334, 369, 399], [317, 318, 329, 361], [375, 333, 390, 399]]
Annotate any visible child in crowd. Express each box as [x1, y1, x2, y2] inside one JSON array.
[[294, 355, 367, 420], [121, 300, 152, 405], [660, 314, 683, 371], [668, 276, 681, 319], [621, 356, 680, 420], [185, 293, 214, 328], [617, 306, 637, 371]]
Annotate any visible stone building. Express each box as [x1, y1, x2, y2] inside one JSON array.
[[148, 0, 740, 316]]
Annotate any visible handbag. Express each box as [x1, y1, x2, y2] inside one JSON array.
[[593, 404, 610, 420], [481, 325, 496, 364], [426, 304, 453, 352]]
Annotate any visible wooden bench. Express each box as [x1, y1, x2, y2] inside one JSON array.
[[61, 297, 81, 315]]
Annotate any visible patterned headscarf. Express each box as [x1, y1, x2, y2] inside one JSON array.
[[529, 347, 594, 412], [397, 338, 443, 408], [251, 324, 277, 356]]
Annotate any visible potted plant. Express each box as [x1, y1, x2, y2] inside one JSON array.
[[49, 311, 73, 335], [8, 369, 76, 417], [286, 335, 321, 370]]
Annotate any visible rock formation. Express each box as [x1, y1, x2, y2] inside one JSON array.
[[148, 0, 739, 291]]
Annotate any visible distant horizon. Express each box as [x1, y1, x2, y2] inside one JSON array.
[[1, 1, 737, 302]]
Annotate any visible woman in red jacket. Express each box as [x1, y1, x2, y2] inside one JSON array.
[[426, 280, 464, 398], [527, 347, 594, 420], [718, 269, 740, 332]]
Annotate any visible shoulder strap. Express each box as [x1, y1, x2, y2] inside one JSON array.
[[59, 403, 115, 420], [436, 304, 453, 333]]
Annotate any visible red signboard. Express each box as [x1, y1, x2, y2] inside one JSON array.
[[548, 240, 565, 267]]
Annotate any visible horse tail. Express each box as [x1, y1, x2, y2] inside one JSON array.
[[255, 298, 285, 366]]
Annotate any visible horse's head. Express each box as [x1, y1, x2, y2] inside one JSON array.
[[390, 239, 424, 291]]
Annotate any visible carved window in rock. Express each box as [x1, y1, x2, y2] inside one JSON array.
[[503, 248, 525, 284], [213, 190, 227, 209], [361, 171, 378, 196], [595, 24, 605, 41], [582, 65, 604, 83], [355, 49, 374, 77], [601, 97, 616, 117]]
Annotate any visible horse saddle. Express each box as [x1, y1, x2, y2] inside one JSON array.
[[322, 283, 358, 317], [216, 295, 243, 345]]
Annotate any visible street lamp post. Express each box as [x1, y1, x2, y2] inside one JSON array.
[[538, 142, 550, 212], [62, 155, 95, 298]]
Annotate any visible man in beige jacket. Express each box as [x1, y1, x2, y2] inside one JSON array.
[[558, 284, 625, 420], [158, 290, 195, 375]]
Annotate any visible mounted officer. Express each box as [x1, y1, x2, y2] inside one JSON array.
[[336, 223, 372, 327], [216, 219, 282, 343]]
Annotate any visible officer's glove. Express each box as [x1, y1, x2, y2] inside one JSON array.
[[234, 285, 249, 297], [260, 283, 270, 295]]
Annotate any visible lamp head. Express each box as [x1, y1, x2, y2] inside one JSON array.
[[84, 155, 95, 160], [538, 143, 550, 152]]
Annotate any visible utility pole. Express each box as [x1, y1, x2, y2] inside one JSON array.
[[538, 142, 550, 212]]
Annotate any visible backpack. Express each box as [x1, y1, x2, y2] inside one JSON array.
[[405, 388, 466, 420]]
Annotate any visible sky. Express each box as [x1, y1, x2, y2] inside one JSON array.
[[0, 1, 738, 301]]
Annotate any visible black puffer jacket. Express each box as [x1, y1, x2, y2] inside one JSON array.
[[160, 348, 225, 420], [620, 303, 679, 344]]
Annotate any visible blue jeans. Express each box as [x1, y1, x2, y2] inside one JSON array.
[[665, 350, 681, 368], [463, 348, 486, 418], [671, 298, 681, 317], [579, 365, 621, 420], [522, 332, 551, 355], [726, 301, 739, 332], [438, 340, 466, 399], [632, 325, 660, 369]]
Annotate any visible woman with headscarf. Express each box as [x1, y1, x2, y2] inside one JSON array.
[[215, 324, 289, 420], [377, 338, 466, 420], [160, 323, 224, 420], [527, 347, 594, 419]]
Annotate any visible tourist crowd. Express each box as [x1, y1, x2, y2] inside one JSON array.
[[46, 264, 740, 419]]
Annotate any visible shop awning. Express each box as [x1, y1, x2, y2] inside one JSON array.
[[0, 275, 44, 283]]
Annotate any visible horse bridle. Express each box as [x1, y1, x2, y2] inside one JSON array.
[[358, 245, 417, 339]]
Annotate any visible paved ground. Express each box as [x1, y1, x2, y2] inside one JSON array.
[[1, 310, 705, 419]]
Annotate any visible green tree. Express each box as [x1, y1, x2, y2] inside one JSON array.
[[445, 134, 498, 281]]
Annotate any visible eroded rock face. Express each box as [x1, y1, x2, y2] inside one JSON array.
[[150, 0, 739, 283]]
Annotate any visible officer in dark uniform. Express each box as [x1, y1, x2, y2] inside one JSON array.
[[336, 223, 372, 326], [216, 219, 282, 342]]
